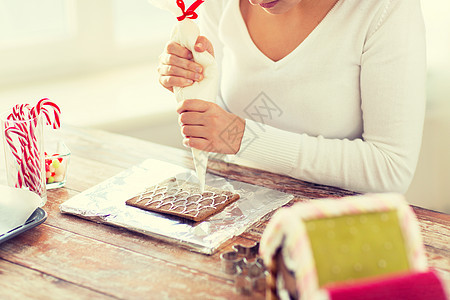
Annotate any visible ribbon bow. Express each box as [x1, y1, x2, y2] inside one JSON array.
[[176, 0, 204, 21]]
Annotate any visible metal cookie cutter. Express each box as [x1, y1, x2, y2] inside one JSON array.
[[220, 242, 267, 295]]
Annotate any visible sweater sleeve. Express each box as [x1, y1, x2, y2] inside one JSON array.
[[233, 0, 426, 193]]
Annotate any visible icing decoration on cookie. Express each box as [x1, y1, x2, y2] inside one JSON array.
[[136, 185, 231, 218], [125, 178, 239, 222]]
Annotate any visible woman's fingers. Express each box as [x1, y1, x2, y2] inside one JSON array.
[[159, 76, 193, 91], [158, 64, 203, 82], [161, 53, 203, 74], [183, 137, 209, 149], [177, 99, 210, 114], [181, 125, 208, 138], [177, 99, 245, 155], [194, 36, 215, 57], [157, 41, 204, 91], [178, 111, 205, 126], [165, 41, 193, 59]]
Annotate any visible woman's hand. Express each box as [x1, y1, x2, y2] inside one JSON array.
[[177, 99, 245, 155], [158, 36, 214, 92]]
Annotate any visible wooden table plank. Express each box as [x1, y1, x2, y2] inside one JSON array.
[[0, 260, 118, 300], [0, 225, 257, 300], [60, 126, 450, 293], [65, 156, 124, 192], [41, 155, 260, 281], [62, 126, 188, 169], [1, 125, 449, 299], [62, 126, 358, 200]]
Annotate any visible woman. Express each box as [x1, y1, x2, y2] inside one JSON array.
[[157, 0, 426, 193]]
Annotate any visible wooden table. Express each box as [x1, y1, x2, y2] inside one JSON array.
[[1, 126, 449, 299]]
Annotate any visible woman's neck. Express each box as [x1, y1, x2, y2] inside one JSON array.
[[240, 0, 338, 61]]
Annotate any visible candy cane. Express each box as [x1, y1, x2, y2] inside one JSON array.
[[4, 126, 27, 163], [39, 99, 61, 129], [3, 98, 61, 197], [16, 168, 24, 188], [26, 120, 41, 163], [23, 136, 43, 194], [5, 125, 38, 171], [23, 121, 45, 193], [33, 98, 61, 129], [4, 124, 40, 192]]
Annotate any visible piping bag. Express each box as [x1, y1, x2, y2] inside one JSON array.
[[149, 0, 219, 192]]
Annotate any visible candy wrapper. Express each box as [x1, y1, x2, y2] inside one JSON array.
[[149, 0, 219, 191]]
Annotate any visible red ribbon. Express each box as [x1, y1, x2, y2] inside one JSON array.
[[176, 0, 204, 21]]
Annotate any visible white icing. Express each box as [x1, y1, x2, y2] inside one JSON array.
[[136, 184, 232, 218]]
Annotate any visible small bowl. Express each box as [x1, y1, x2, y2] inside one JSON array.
[[45, 141, 70, 189]]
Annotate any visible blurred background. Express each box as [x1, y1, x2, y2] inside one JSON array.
[[0, 0, 449, 212]]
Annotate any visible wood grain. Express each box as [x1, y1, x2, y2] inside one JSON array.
[[1, 125, 449, 299], [0, 225, 243, 299], [0, 260, 117, 300], [40, 157, 260, 281]]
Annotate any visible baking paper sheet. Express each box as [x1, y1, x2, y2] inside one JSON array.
[[59, 159, 293, 254]]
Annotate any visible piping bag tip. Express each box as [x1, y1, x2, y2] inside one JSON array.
[[192, 148, 208, 193]]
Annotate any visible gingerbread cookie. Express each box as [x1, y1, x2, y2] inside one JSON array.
[[125, 178, 240, 222]]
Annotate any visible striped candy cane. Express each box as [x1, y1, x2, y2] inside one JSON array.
[[2, 99, 61, 197]]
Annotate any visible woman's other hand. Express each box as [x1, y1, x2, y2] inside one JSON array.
[[177, 99, 245, 155], [158, 36, 214, 92]]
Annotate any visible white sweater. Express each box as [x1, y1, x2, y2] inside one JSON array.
[[198, 0, 426, 193]]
